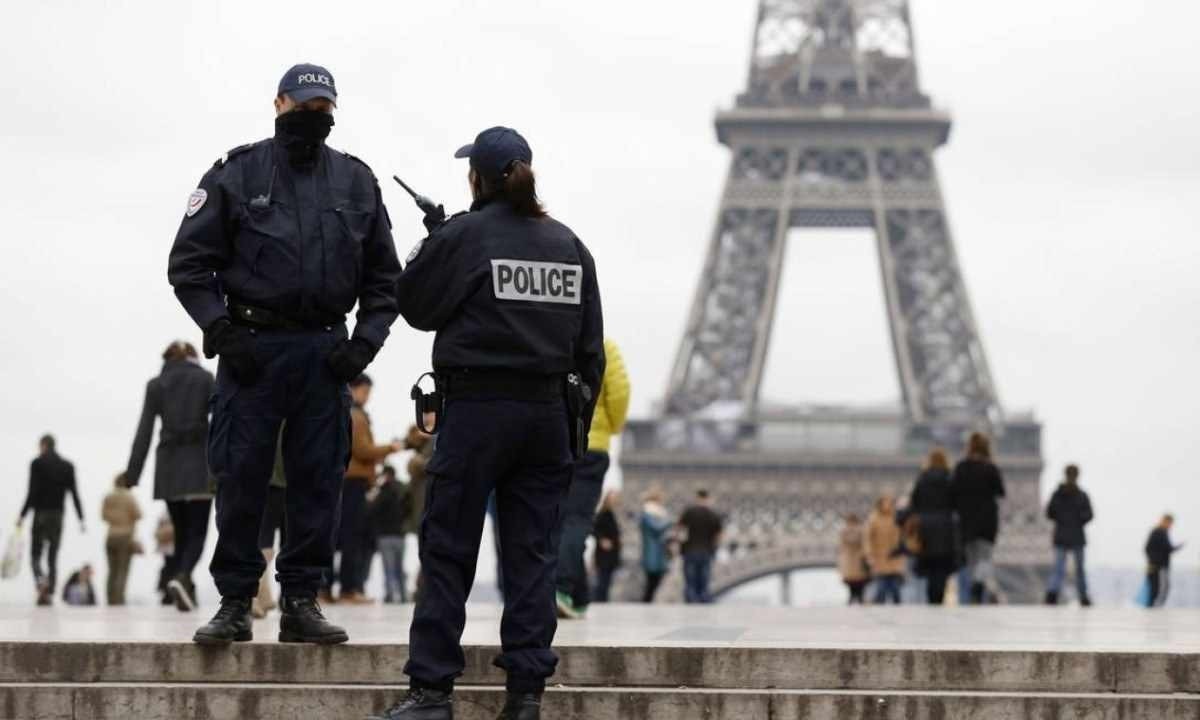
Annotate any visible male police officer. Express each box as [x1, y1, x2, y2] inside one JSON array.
[[369, 127, 604, 720], [168, 63, 402, 645]]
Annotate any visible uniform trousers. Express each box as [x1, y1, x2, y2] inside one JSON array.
[[405, 395, 573, 694]]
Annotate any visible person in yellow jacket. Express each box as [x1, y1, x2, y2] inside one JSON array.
[[556, 338, 630, 619]]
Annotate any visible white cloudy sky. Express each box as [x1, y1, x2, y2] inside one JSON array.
[[0, 1, 1197, 605]]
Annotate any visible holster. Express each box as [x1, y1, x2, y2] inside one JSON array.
[[410, 372, 444, 434], [565, 372, 592, 460]]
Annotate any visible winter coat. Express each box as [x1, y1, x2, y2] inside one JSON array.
[[588, 339, 631, 452], [865, 510, 906, 577], [908, 468, 959, 561], [593, 508, 622, 572], [125, 359, 214, 500], [347, 406, 392, 483], [1146, 527, 1178, 569], [639, 502, 673, 574], [951, 458, 1006, 543], [837, 523, 869, 583], [1046, 484, 1093, 548], [368, 478, 412, 537]]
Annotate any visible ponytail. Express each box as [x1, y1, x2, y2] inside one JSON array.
[[501, 161, 547, 218]]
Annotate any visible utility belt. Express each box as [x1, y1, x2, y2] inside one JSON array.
[[227, 300, 344, 332], [410, 368, 591, 458]]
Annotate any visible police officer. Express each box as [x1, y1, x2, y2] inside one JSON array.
[[168, 63, 402, 645], [369, 127, 604, 720]]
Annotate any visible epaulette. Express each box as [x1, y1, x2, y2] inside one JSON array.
[[443, 210, 471, 225], [340, 150, 376, 178], [213, 142, 257, 169]]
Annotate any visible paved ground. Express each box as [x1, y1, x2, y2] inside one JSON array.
[[2, 602, 1197, 652]]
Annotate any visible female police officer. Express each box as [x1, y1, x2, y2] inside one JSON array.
[[370, 127, 604, 720]]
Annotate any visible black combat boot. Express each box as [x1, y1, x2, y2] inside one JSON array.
[[496, 692, 541, 720], [1044, 590, 1058, 605], [192, 597, 253, 645], [366, 688, 453, 720], [278, 595, 349, 644]]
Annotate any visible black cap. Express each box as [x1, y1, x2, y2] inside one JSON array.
[[277, 63, 337, 106], [454, 126, 532, 180]]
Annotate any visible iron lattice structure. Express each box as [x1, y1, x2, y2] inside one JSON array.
[[617, 0, 1049, 604]]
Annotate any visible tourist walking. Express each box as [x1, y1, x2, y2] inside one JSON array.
[[1145, 514, 1182, 607], [838, 514, 869, 604], [906, 448, 959, 604], [640, 487, 673, 603], [556, 337, 630, 620], [677, 490, 724, 604], [1044, 464, 1093, 606], [124, 340, 214, 613], [591, 490, 622, 603], [102, 474, 143, 605], [328, 374, 400, 604], [19, 434, 85, 606], [865, 494, 905, 604], [951, 432, 1006, 604], [369, 466, 413, 604]]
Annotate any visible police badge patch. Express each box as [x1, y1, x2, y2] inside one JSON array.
[[405, 238, 424, 264], [186, 189, 208, 217]]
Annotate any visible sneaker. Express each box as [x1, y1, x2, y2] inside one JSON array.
[[279, 595, 349, 644], [168, 576, 196, 612], [555, 591, 579, 620], [366, 687, 453, 720], [193, 597, 253, 645]]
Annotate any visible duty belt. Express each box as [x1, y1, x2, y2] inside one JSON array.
[[228, 301, 341, 331], [440, 369, 564, 400]]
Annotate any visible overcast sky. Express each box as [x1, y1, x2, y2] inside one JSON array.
[[0, 1, 1197, 605]]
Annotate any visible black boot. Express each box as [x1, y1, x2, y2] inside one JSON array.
[[1044, 590, 1058, 605], [279, 595, 349, 644], [366, 688, 453, 720], [193, 597, 253, 645], [496, 693, 541, 720]]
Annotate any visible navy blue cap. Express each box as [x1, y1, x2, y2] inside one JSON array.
[[454, 126, 532, 180], [277, 63, 337, 106]]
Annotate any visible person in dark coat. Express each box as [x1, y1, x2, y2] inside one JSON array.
[[124, 341, 214, 612], [906, 448, 959, 605], [368, 465, 413, 604], [1044, 464, 1093, 606], [950, 432, 1005, 604], [1145, 515, 1182, 607], [591, 490, 622, 603], [18, 434, 85, 605]]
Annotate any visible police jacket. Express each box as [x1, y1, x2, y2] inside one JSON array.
[[168, 137, 402, 349], [396, 198, 605, 422], [125, 359, 214, 501]]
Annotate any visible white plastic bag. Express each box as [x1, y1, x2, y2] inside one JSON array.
[[1, 525, 24, 579]]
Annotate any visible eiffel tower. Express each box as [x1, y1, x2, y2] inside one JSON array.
[[619, 0, 1048, 603]]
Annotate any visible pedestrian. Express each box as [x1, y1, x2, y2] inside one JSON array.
[[124, 340, 214, 613], [403, 420, 436, 603], [556, 337, 630, 620], [374, 126, 604, 720], [254, 428, 287, 619], [865, 494, 905, 604], [154, 514, 176, 605], [640, 487, 673, 604], [950, 432, 1006, 604], [369, 465, 413, 604], [838, 514, 869, 604], [1145, 514, 1182, 607], [168, 63, 402, 646], [1044, 464, 1093, 606], [18, 434, 85, 606], [62, 564, 97, 607], [101, 473, 143, 606], [677, 490, 724, 604], [906, 448, 959, 604], [591, 490, 622, 603], [328, 374, 401, 605]]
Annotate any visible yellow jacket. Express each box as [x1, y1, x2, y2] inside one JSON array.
[[588, 338, 631, 452]]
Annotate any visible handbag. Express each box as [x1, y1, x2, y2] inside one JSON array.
[[1134, 576, 1152, 608], [1, 525, 24, 580]]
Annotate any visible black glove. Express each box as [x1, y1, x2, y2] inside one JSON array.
[[203, 317, 262, 385], [327, 337, 377, 383], [422, 203, 446, 233]]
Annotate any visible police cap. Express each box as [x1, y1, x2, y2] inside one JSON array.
[[454, 126, 532, 181], [278, 63, 337, 106]]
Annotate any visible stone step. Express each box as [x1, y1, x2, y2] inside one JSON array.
[[3, 641, 1197, 695], [4, 682, 1200, 720]]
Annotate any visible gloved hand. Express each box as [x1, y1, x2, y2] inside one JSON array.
[[203, 317, 262, 385], [327, 337, 377, 383], [422, 203, 446, 233]]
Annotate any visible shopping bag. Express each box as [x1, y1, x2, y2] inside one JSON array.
[[1, 526, 24, 579], [1134, 577, 1152, 608]]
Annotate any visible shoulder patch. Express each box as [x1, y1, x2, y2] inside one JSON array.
[[186, 188, 208, 217], [213, 142, 256, 168]]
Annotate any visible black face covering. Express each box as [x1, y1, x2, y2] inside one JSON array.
[[274, 109, 334, 166]]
